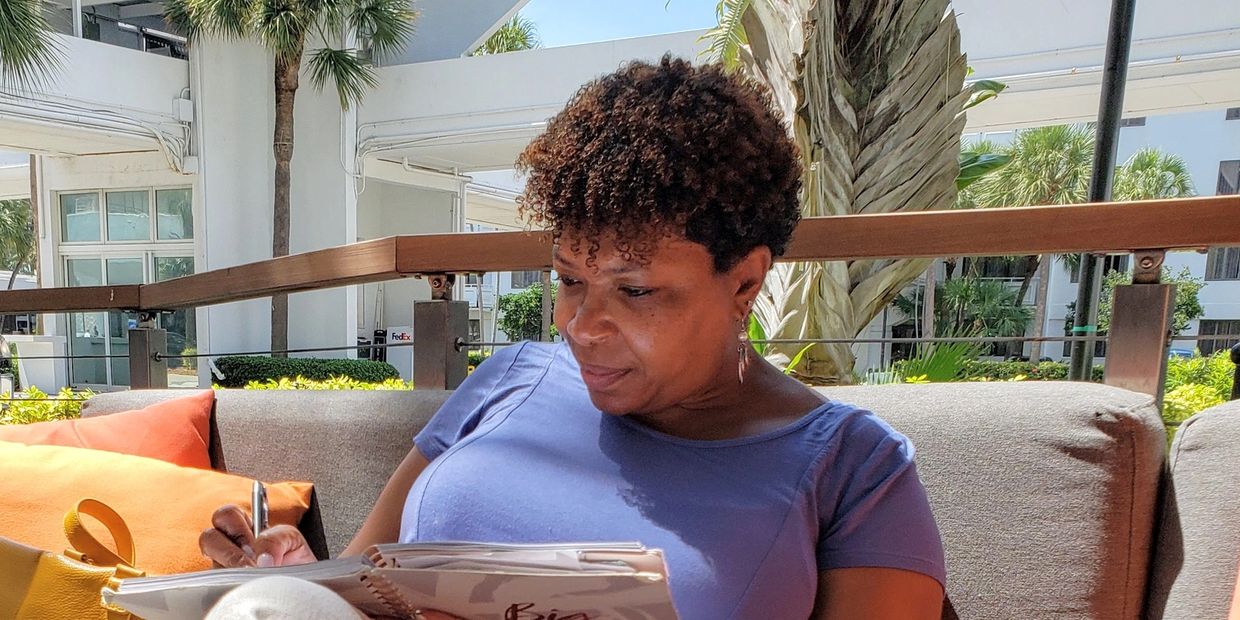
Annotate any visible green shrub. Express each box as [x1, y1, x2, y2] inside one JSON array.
[[230, 376, 413, 390], [213, 356, 399, 388], [961, 360, 1104, 382], [1165, 352, 1233, 401], [0, 387, 92, 424], [468, 350, 490, 368], [1163, 383, 1225, 425], [178, 347, 198, 371]]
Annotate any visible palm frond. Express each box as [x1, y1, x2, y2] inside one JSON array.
[[746, 0, 969, 382], [1114, 147, 1196, 201], [0, 0, 64, 91], [255, 0, 307, 59], [350, 0, 416, 61], [200, 0, 258, 38], [699, 0, 750, 71], [307, 46, 376, 109], [472, 13, 540, 56]]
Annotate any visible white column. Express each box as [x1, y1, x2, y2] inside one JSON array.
[[72, 0, 83, 38]]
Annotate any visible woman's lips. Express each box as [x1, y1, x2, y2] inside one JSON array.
[[579, 363, 631, 391]]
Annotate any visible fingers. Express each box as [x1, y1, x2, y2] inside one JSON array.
[[199, 527, 255, 568], [211, 504, 257, 549], [249, 525, 309, 568]]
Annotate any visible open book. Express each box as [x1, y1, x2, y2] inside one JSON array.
[[102, 541, 678, 620]]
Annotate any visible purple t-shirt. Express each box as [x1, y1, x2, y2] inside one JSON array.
[[402, 342, 945, 619]]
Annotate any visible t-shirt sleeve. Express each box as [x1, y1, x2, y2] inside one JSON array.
[[815, 409, 946, 589], [413, 342, 528, 461]]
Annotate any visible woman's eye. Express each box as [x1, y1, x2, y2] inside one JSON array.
[[620, 286, 653, 298], [558, 276, 581, 287]]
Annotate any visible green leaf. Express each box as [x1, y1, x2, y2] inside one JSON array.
[[350, 0, 417, 61], [956, 151, 1011, 190], [783, 344, 815, 375], [698, 0, 750, 71], [0, 0, 64, 90], [747, 314, 766, 356], [963, 79, 1006, 111], [471, 13, 539, 56], [307, 47, 378, 109]]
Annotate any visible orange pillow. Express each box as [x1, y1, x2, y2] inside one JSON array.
[[0, 390, 214, 468], [0, 440, 313, 575]]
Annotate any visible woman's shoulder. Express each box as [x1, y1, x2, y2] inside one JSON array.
[[800, 400, 918, 472]]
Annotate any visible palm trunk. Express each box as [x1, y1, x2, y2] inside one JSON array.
[[1028, 257, 1052, 361], [921, 262, 937, 339], [1008, 255, 1041, 357], [270, 51, 301, 357], [6, 259, 21, 290]]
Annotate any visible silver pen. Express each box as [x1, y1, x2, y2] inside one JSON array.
[[251, 480, 269, 538]]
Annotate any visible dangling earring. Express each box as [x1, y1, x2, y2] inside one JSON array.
[[737, 304, 752, 383]]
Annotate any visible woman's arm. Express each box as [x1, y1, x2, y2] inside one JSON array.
[[340, 446, 432, 557], [812, 568, 943, 620]]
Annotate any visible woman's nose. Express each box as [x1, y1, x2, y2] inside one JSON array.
[[565, 294, 613, 344]]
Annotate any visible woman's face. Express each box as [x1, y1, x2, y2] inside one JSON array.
[[553, 232, 768, 416]]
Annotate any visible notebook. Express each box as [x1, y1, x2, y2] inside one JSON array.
[[102, 541, 679, 620]]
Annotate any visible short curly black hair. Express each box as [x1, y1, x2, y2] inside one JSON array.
[[516, 55, 802, 272]]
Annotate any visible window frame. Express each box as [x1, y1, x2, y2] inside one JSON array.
[[55, 185, 194, 246]]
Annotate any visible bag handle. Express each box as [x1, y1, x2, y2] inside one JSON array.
[[63, 498, 138, 570]]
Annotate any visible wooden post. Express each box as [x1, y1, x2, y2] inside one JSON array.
[[413, 300, 468, 390], [128, 327, 168, 389]]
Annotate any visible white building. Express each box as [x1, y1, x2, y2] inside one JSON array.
[[1, 0, 1237, 387]]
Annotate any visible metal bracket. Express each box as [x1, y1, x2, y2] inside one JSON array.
[[1132, 250, 1165, 284], [413, 273, 456, 301]]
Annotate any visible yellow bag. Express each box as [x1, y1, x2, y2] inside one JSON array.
[[0, 499, 145, 620]]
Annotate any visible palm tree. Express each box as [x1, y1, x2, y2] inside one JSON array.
[[715, 0, 971, 384], [0, 0, 62, 90], [472, 13, 540, 55], [0, 199, 35, 289], [165, 0, 415, 355]]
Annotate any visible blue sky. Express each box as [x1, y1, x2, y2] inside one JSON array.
[[520, 0, 717, 48]]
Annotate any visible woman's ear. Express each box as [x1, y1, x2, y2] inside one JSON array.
[[731, 246, 772, 313]]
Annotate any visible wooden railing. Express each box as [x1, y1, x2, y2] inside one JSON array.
[[1, 195, 1238, 394]]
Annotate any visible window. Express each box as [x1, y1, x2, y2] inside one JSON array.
[[60, 193, 100, 242], [469, 319, 482, 343], [58, 186, 195, 387], [1199, 320, 1240, 356], [1119, 117, 1146, 127], [510, 270, 542, 289], [1226, 107, 1240, 121], [1217, 160, 1240, 196], [58, 187, 193, 243], [1207, 247, 1240, 281], [1069, 255, 1130, 283], [962, 256, 1034, 280]]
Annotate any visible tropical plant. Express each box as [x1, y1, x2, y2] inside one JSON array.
[[0, 0, 63, 90], [165, 0, 416, 355], [712, 0, 973, 384], [1064, 267, 1204, 337], [0, 198, 35, 289], [1165, 351, 1234, 401], [1163, 383, 1224, 425], [472, 13, 540, 55], [894, 338, 985, 384], [0, 387, 92, 424], [234, 375, 412, 390], [747, 315, 813, 376], [497, 282, 557, 342]]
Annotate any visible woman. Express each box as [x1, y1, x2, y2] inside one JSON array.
[[202, 56, 945, 619]]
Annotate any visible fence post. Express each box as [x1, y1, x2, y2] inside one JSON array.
[[1230, 343, 1239, 401], [412, 275, 467, 390], [1102, 251, 1173, 401], [128, 314, 168, 389]]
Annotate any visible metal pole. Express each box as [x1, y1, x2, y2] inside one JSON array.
[[1070, 0, 1138, 381], [540, 271, 553, 342], [72, 0, 83, 38]]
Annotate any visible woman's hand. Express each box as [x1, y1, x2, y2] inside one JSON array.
[[199, 504, 318, 568]]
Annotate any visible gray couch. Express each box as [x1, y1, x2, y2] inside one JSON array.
[[81, 383, 1240, 619]]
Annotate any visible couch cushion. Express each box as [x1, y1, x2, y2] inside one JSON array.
[[0, 390, 214, 468], [1146, 399, 1240, 620], [81, 389, 452, 558], [818, 382, 1164, 620]]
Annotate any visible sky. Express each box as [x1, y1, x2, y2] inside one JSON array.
[[520, 0, 717, 48]]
